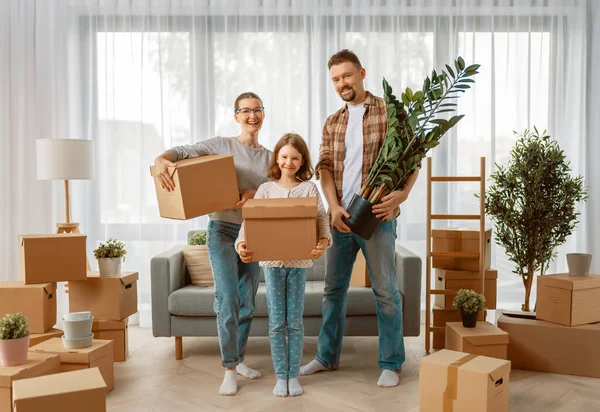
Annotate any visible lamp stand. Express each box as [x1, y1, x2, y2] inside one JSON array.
[[56, 179, 91, 270]]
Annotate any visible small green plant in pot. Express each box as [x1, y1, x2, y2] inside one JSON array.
[[94, 238, 127, 277], [183, 231, 213, 287], [453, 289, 486, 328], [0, 313, 30, 366]]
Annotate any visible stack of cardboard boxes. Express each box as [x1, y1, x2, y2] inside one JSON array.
[[431, 228, 498, 348]]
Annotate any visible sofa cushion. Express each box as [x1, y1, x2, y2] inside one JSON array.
[[168, 281, 387, 317]]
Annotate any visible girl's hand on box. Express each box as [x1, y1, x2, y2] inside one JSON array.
[[234, 190, 256, 209], [237, 242, 253, 263], [154, 157, 177, 192], [311, 238, 330, 259]]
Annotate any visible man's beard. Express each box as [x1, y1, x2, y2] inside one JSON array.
[[340, 87, 356, 102]]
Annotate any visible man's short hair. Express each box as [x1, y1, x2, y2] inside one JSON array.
[[327, 49, 362, 70]]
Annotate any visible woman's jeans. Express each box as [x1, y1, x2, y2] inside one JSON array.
[[264, 267, 307, 379], [207, 220, 260, 368]]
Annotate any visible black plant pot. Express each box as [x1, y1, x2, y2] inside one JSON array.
[[461, 311, 478, 328], [342, 194, 382, 240]]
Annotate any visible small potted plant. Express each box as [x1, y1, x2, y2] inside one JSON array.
[[452, 289, 486, 328], [93, 238, 127, 277], [182, 231, 213, 287], [0, 313, 30, 366]]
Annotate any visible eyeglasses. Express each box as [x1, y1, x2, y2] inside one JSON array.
[[236, 106, 265, 116]]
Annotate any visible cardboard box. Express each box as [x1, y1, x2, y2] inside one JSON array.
[[28, 328, 63, 347], [350, 249, 371, 287], [445, 321, 508, 359], [150, 155, 239, 220], [536, 274, 600, 326], [0, 352, 60, 412], [12, 367, 106, 412], [19, 234, 87, 284], [419, 349, 510, 412], [68, 272, 138, 321], [243, 197, 317, 261], [497, 314, 600, 377], [435, 268, 498, 309], [433, 305, 486, 349], [0, 282, 56, 334], [29, 338, 114, 392], [92, 319, 128, 362], [432, 228, 491, 271]]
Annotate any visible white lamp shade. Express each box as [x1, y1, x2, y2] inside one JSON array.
[[36, 139, 94, 180]]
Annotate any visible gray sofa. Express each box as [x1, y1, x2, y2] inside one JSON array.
[[151, 237, 422, 359]]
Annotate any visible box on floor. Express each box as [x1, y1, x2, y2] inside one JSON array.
[[150, 154, 239, 220], [12, 367, 106, 412], [29, 338, 114, 392], [419, 349, 510, 412], [92, 318, 129, 362], [435, 268, 498, 309], [350, 249, 371, 287], [68, 272, 138, 321], [432, 228, 491, 271], [445, 321, 508, 359], [0, 282, 56, 334]]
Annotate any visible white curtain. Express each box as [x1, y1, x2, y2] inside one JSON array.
[[1, 0, 595, 326]]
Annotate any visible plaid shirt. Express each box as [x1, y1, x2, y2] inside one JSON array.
[[315, 91, 387, 206]]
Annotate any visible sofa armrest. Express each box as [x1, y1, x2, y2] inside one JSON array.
[[395, 243, 422, 337], [150, 244, 187, 337]]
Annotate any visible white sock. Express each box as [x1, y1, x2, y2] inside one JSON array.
[[273, 379, 288, 397], [219, 370, 237, 396], [236, 362, 261, 379], [377, 369, 400, 387], [299, 359, 329, 376], [288, 378, 303, 396]]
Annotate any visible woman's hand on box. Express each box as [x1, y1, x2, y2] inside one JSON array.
[[154, 156, 177, 192], [311, 238, 330, 259], [234, 190, 256, 209], [237, 242, 253, 263]]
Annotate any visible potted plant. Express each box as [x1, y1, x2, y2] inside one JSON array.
[[0, 313, 30, 366], [93, 238, 127, 277], [453, 289, 486, 328], [484, 127, 588, 311], [182, 231, 213, 287], [343, 57, 480, 239]]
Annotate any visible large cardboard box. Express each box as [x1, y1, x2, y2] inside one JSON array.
[[497, 314, 600, 378], [419, 349, 510, 412], [536, 274, 600, 326], [28, 329, 63, 347], [92, 319, 128, 362], [12, 367, 106, 412], [0, 352, 60, 412], [445, 321, 508, 359], [29, 338, 114, 392], [19, 234, 87, 284], [350, 250, 371, 287], [432, 228, 491, 271], [243, 197, 317, 261], [68, 272, 138, 321], [435, 268, 498, 309], [150, 155, 239, 220], [433, 304, 486, 349], [0, 282, 56, 334]]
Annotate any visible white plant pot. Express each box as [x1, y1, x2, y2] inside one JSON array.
[[62, 334, 94, 349], [63, 316, 94, 340], [97, 257, 122, 277], [567, 253, 592, 277]]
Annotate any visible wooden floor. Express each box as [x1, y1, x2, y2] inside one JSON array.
[[107, 325, 600, 411]]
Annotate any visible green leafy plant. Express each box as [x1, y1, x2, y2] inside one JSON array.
[[484, 127, 588, 312], [453, 289, 486, 315], [0, 313, 29, 340], [360, 57, 480, 203], [188, 231, 207, 246], [93, 238, 127, 259]]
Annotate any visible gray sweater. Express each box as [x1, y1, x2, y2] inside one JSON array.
[[167, 137, 272, 224]]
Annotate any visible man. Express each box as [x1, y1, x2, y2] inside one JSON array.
[[300, 50, 419, 387]]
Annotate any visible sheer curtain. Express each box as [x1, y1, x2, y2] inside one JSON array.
[[1, 0, 595, 326]]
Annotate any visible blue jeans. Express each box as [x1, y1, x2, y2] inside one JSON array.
[[264, 267, 307, 379], [207, 220, 260, 368], [316, 220, 404, 371]]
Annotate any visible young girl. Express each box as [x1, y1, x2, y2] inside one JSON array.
[[235, 133, 331, 397]]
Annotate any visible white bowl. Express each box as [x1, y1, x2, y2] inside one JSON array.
[[63, 312, 92, 322], [63, 316, 94, 340], [61, 334, 94, 349]]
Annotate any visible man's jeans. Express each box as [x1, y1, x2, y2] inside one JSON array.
[[207, 220, 260, 368], [316, 220, 405, 371]]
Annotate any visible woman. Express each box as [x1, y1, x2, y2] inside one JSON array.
[[153, 92, 271, 396]]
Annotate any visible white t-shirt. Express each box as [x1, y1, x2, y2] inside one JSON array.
[[341, 102, 366, 209]]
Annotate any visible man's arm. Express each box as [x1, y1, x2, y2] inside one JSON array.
[[373, 166, 421, 219]]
